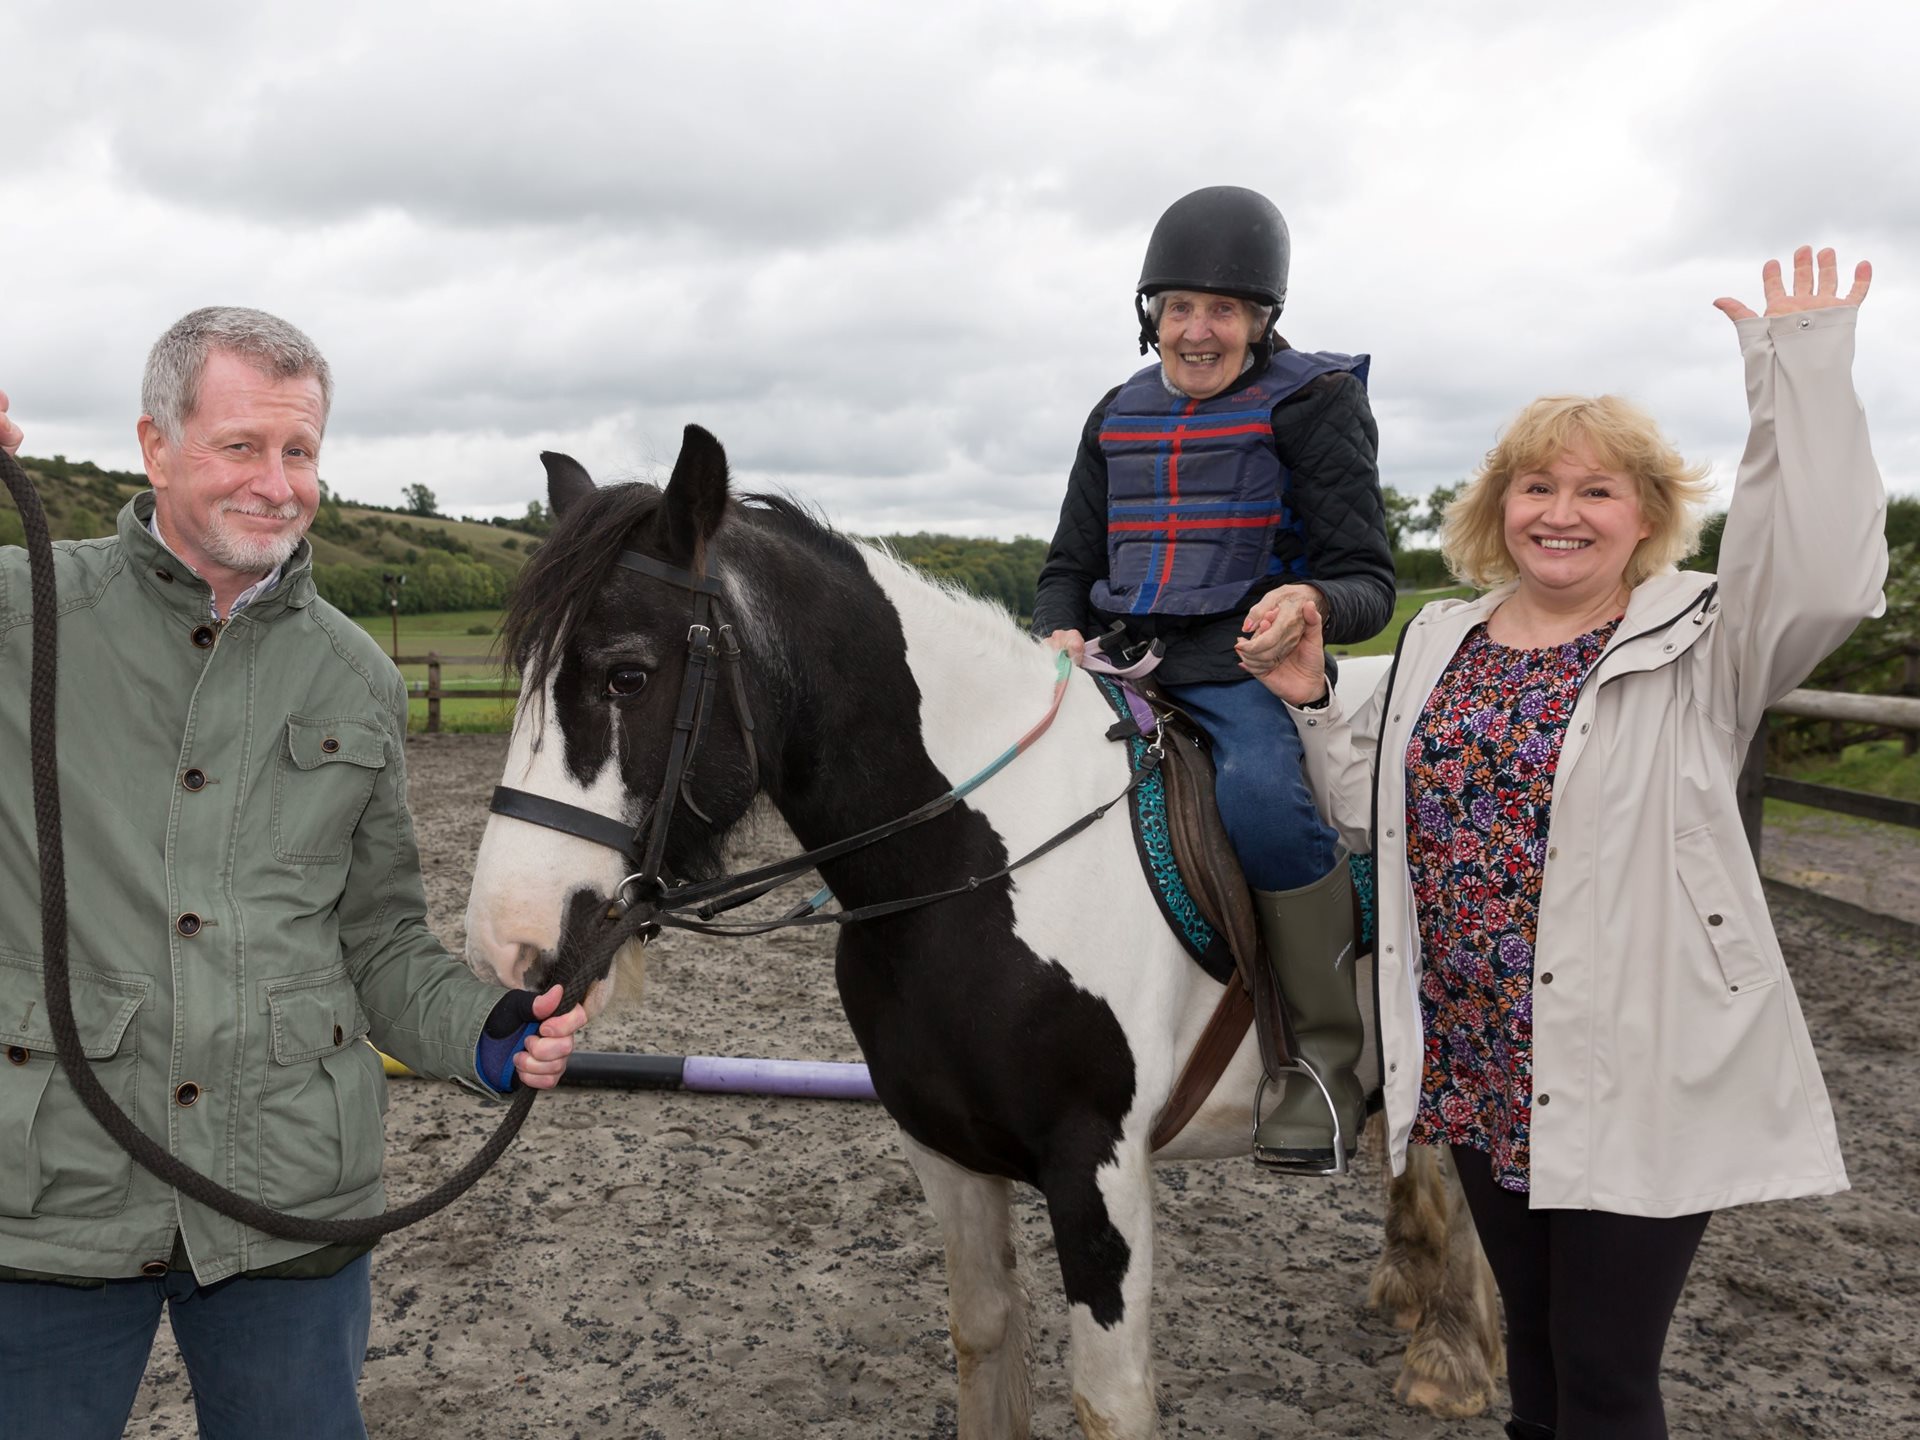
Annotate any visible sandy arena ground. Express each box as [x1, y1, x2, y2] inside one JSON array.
[[126, 733, 1919, 1438]]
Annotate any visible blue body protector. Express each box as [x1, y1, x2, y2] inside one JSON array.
[[1089, 348, 1369, 618]]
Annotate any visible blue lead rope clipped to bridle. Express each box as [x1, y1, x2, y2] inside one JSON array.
[[0, 449, 557, 1244]]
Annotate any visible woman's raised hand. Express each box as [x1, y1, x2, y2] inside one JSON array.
[[1714, 246, 1871, 323]]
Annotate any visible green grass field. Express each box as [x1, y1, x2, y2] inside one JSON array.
[[1329, 586, 1475, 658], [1765, 738, 1920, 827], [351, 609, 515, 732]]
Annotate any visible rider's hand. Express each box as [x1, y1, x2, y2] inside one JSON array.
[[1235, 584, 1322, 676], [1044, 628, 1087, 665], [0, 390, 21, 458], [1713, 245, 1871, 324], [1249, 598, 1330, 708]]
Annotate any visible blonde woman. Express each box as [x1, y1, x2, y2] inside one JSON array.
[[1255, 248, 1884, 1439]]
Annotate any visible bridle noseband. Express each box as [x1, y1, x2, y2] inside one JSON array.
[[489, 547, 758, 916]]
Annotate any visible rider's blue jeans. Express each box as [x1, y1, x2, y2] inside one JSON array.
[[0, 1252, 371, 1440], [1164, 676, 1340, 892]]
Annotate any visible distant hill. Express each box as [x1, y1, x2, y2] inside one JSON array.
[[1, 455, 539, 617], [2, 455, 1050, 620]]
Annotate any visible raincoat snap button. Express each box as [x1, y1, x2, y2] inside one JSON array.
[[176, 912, 202, 937], [1708, 913, 1724, 926], [140, 1260, 169, 1277], [1536, 1093, 1551, 1106], [5, 1046, 28, 1065], [190, 625, 216, 649], [182, 768, 206, 791], [1540, 972, 1554, 984], [333, 1024, 345, 1046], [175, 1082, 200, 1106], [321, 737, 341, 754]]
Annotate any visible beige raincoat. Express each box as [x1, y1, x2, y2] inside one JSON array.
[[1293, 307, 1886, 1215]]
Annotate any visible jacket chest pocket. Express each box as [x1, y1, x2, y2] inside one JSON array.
[[0, 956, 148, 1219], [272, 716, 388, 864], [257, 970, 386, 1206], [1673, 824, 1778, 996]]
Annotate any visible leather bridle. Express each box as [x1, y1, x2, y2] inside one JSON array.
[[487, 548, 1155, 951], [489, 547, 758, 915]]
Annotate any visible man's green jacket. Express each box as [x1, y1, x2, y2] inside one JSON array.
[[0, 493, 503, 1283]]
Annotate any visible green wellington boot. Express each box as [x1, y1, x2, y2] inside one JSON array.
[[1251, 852, 1367, 1174]]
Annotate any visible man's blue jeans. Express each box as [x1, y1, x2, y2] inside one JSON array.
[[0, 1253, 371, 1440], [1164, 676, 1340, 892]]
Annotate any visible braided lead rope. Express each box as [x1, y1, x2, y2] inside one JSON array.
[[0, 451, 600, 1242]]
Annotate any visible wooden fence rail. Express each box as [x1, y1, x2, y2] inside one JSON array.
[[395, 653, 516, 733], [1739, 687, 1920, 861]]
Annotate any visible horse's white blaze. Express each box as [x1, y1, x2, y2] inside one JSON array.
[[463, 672, 634, 988]]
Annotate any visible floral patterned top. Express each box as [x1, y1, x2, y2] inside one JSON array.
[[1403, 617, 1619, 1192]]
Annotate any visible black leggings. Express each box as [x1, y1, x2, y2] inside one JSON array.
[[1451, 1145, 1711, 1440]]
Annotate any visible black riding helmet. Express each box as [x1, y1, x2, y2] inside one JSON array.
[[1134, 185, 1290, 354]]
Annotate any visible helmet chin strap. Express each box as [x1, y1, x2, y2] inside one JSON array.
[[1134, 292, 1284, 358]]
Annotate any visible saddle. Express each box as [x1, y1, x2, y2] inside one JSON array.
[[1090, 668, 1377, 1152]]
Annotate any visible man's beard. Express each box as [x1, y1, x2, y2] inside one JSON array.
[[202, 499, 308, 573]]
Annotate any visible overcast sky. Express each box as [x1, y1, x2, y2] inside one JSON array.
[[3, 0, 1915, 540]]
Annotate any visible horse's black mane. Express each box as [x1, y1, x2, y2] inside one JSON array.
[[502, 481, 864, 695]]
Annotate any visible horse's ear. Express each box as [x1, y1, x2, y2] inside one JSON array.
[[661, 424, 730, 564], [541, 451, 597, 519]]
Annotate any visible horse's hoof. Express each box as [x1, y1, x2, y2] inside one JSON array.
[[1393, 1367, 1492, 1419]]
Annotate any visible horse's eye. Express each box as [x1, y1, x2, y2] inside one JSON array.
[[605, 666, 650, 698]]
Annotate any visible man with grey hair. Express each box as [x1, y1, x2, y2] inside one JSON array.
[[0, 308, 588, 1439]]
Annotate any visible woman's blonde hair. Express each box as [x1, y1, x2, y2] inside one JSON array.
[[1439, 393, 1716, 590]]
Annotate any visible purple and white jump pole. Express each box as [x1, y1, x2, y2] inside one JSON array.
[[559, 1051, 878, 1101]]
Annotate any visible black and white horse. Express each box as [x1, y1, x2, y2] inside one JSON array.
[[463, 427, 1498, 1438]]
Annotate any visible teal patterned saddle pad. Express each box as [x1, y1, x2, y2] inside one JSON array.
[[1091, 674, 1376, 983]]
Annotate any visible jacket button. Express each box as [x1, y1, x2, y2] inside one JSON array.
[[333, 1024, 345, 1046], [1547, 846, 1557, 860], [176, 912, 202, 937], [1579, 722, 1590, 733], [190, 625, 216, 649], [1708, 913, 1724, 926], [321, 736, 341, 754], [1540, 972, 1554, 984], [181, 768, 207, 792], [175, 1081, 200, 1106], [5, 1045, 28, 1065], [140, 1260, 170, 1277], [154, 568, 175, 584], [1388, 1061, 1398, 1074], [1536, 1093, 1551, 1106]]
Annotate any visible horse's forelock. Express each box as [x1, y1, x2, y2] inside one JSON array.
[[502, 481, 665, 697]]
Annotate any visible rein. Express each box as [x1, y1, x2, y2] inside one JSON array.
[[491, 556, 1161, 982], [0, 451, 584, 1244]]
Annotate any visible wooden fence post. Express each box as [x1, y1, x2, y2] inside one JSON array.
[[1905, 647, 1918, 758], [1737, 719, 1768, 863], [427, 652, 442, 735]]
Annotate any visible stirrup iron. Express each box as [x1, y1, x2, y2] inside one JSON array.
[[1251, 1061, 1349, 1177]]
